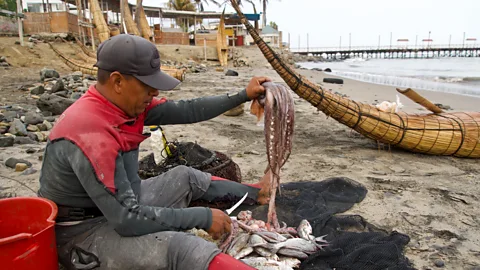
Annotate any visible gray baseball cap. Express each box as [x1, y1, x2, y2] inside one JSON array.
[[94, 34, 180, 90]]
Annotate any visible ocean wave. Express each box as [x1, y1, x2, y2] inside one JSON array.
[[328, 70, 480, 97]]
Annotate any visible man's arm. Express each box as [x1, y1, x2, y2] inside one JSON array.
[[60, 140, 212, 236], [145, 89, 249, 126]]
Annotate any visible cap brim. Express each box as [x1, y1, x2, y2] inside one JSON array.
[[133, 70, 181, 91]]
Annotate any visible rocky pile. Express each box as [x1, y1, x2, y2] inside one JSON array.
[[161, 60, 208, 74], [0, 68, 98, 148]]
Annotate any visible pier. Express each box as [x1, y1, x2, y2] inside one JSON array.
[[290, 44, 480, 59]]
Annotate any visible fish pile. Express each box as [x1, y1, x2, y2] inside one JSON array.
[[217, 211, 328, 269]]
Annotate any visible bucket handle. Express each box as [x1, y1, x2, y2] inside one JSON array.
[[0, 233, 32, 246]]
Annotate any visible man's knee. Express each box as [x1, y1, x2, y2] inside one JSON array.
[[169, 165, 210, 196]]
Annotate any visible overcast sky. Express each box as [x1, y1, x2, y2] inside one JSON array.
[[137, 0, 478, 48]]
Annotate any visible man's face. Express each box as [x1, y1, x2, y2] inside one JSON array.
[[116, 74, 160, 118]]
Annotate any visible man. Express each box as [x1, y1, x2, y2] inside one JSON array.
[[38, 34, 271, 269]]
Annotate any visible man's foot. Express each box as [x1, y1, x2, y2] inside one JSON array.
[[255, 169, 272, 205]]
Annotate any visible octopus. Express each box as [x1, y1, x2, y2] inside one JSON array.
[[250, 82, 295, 231]]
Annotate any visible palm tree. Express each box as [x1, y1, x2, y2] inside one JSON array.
[[167, 0, 199, 31], [193, 0, 221, 11], [259, 0, 280, 29]]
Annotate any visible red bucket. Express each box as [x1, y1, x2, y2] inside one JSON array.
[[0, 197, 59, 270]]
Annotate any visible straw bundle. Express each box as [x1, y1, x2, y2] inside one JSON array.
[[75, 37, 97, 58], [49, 42, 186, 82], [123, 0, 141, 36], [88, 0, 109, 43], [110, 27, 121, 37], [216, 12, 228, 67], [229, 0, 480, 158], [135, 0, 152, 40]]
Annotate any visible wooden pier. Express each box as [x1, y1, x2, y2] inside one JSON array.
[[291, 44, 480, 59]]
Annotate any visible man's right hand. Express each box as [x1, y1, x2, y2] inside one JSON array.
[[207, 209, 232, 240]]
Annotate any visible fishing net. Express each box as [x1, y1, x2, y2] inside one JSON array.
[[224, 177, 414, 270], [138, 141, 242, 183]]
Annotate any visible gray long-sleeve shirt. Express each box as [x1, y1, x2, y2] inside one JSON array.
[[38, 84, 249, 237]]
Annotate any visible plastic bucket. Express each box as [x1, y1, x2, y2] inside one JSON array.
[[0, 197, 59, 270]]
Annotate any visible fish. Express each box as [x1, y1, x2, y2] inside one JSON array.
[[278, 257, 302, 268], [255, 246, 276, 257], [297, 219, 314, 241], [254, 238, 319, 255], [226, 233, 251, 258], [234, 246, 254, 260], [277, 248, 309, 260], [254, 231, 288, 243]]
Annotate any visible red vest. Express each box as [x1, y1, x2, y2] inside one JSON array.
[[49, 85, 166, 192]]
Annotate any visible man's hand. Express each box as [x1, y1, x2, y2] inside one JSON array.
[[207, 209, 232, 240], [245, 76, 272, 100]]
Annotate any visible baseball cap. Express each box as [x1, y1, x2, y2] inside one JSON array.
[[94, 34, 180, 90]]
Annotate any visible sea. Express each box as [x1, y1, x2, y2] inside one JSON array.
[[297, 57, 480, 98]]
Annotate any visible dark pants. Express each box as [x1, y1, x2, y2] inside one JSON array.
[[56, 166, 226, 270]]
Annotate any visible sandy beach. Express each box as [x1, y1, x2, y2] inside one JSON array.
[[1, 39, 480, 269]]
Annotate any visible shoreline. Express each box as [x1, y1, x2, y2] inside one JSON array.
[[292, 68, 480, 113], [296, 58, 480, 99]]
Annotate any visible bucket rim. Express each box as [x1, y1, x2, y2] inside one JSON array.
[[0, 197, 58, 246]]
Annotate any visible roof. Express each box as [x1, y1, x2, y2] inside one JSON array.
[[261, 25, 279, 35]]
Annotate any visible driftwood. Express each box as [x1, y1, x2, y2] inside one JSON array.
[[230, 0, 480, 158]]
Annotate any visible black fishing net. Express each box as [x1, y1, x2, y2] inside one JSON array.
[[138, 141, 242, 183], [138, 144, 414, 270], [233, 177, 415, 270]]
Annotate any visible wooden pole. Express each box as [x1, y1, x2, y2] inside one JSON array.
[[16, 0, 24, 46], [204, 38, 207, 61], [120, 0, 127, 33], [88, 0, 96, 51], [396, 88, 443, 114]]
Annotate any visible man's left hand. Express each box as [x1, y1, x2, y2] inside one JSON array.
[[245, 76, 272, 100]]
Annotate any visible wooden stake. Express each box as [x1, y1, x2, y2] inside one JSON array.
[[396, 88, 444, 114], [16, 0, 24, 46]]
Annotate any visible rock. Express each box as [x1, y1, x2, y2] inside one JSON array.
[[20, 116, 26, 122], [40, 68, 60, 81], [36, 123, 48, 131], [70, 92, 82, 100], [37, 93, 75, 115], [0, 126, 8, 134], [26, 148, 36, 154], [0, 56, 6, 62], [30, 85, 45, 95], [51, 80, 65, 93], [244, 150, 260, 155], [27, 124, 39, 132], [8, 119, 28, 136], [21, 167, 37, 175], [0, 113, 4, 122], [15, 136, 36, 145], [34, 132, 48, 142], [55, 90, 70, 98], [42, 111, 53, 117], [15, 163, 29, 172], [5, 157, 32, 168], [0, 135, 14, 147], [77, 87, 88, 93], [4, 111, 19, 122], [44, 116, 56, 122], [225, 70, 239, 76], [324, 68, 332, 72], [71, 71, 83, 81], [312, 68, 323, 72], [24, 112, 44, 125], [42, 120, 53, 130], [434, 259, 445, 267]]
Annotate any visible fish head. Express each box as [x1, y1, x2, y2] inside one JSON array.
[[297, 219, 313, 236]]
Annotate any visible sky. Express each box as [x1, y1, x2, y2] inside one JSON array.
[[137, 0, 479, 49]]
